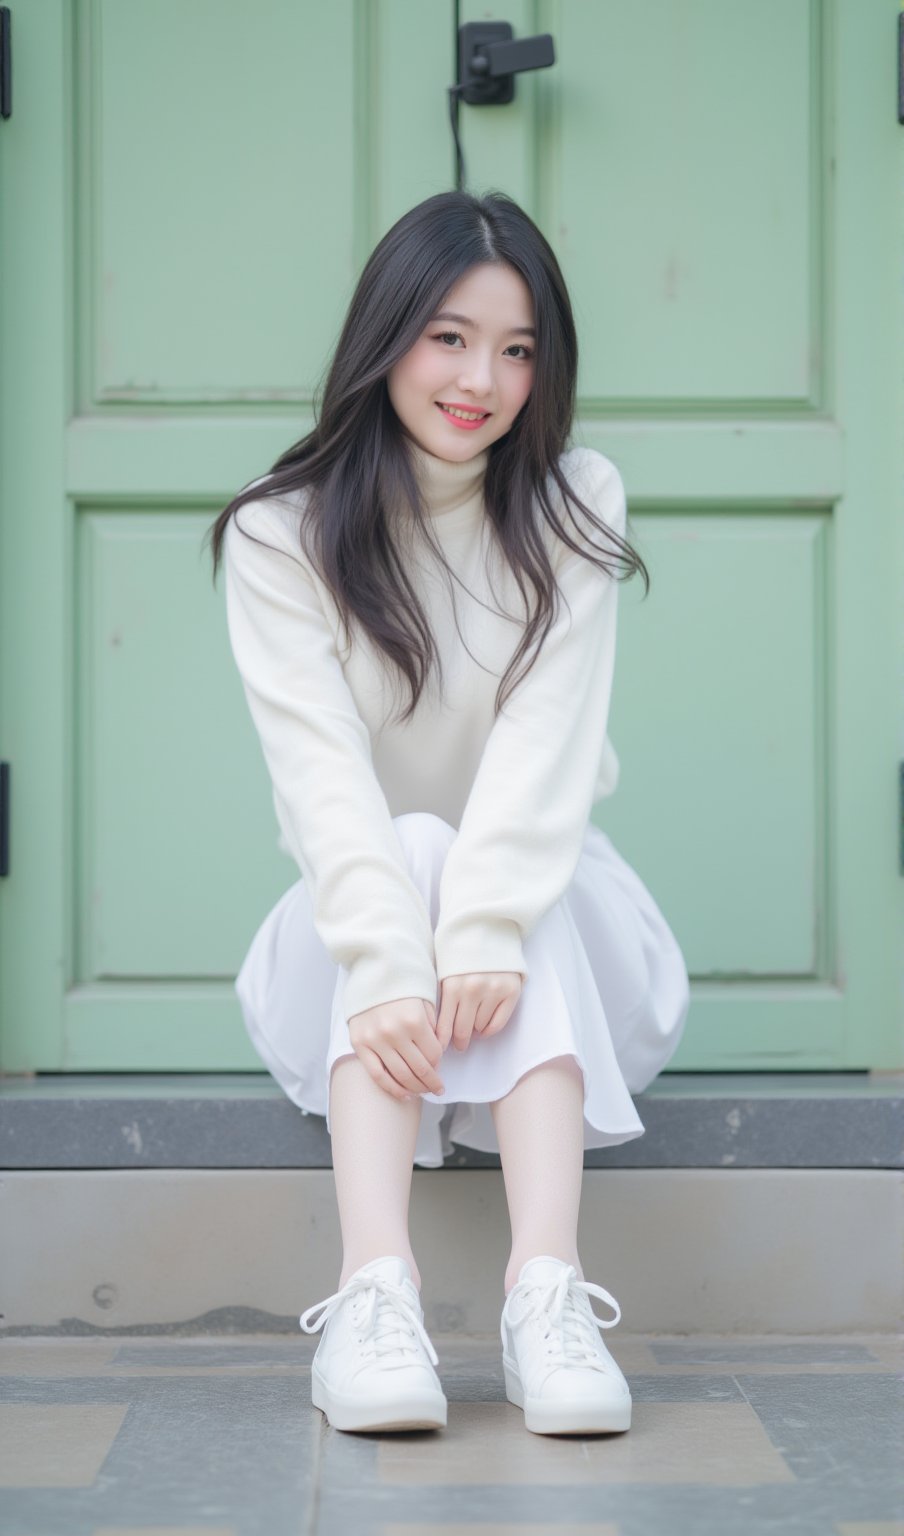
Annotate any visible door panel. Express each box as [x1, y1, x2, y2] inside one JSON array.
[[617, 513, 824, 979], [77, 510, 260, 978], [556, 0, 815, 404], [1, 0, 900, 1076]]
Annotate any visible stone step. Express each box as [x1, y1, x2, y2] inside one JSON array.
[[1, 1070, 902, 1168], [1, 1166, 901, 1336], [1, 1072, 901, 1338]]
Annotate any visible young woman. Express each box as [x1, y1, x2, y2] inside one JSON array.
[[206, 189, 690, 1438]]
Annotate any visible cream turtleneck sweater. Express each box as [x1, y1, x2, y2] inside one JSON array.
[[223, 439, 626, 1023]]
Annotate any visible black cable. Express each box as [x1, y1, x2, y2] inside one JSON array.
[[447, 83, 467, 190]]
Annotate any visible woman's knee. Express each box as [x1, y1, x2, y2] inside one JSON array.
[[392, 810, 457, 850], [390, 812, 457, 899], [492, 1053, 585, 1105]]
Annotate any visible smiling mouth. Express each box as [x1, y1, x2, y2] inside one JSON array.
[[436, 403, 491, 421]]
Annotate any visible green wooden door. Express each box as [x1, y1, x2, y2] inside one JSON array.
[[1, 0, 901, 1074]]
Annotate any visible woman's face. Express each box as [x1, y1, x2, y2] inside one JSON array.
[[387, 262, 535, 461]]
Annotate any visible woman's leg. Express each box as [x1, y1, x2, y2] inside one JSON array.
[[489, 1054, 587, 1295], [329, 1053, 425, 1290]]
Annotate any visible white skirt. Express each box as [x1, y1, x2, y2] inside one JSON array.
[[234, 811, 691, 1170]]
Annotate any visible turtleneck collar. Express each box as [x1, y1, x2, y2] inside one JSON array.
[[406, 437, 489, 522]]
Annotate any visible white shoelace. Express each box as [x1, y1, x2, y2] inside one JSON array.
[[501, 1264, 621, 1372], [299, 1274, 439, 1368]]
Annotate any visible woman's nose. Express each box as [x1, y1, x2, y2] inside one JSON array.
[[457, 361, 493, 395]]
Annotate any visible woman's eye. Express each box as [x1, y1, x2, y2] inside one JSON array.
[[432, 330, 533, 360]]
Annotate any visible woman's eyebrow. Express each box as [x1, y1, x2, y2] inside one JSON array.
[[430, 310, 536, 338]]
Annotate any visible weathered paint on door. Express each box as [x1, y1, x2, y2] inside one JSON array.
[[1, 0, 901, 1073]]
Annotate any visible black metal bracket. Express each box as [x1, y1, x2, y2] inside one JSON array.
[[0, 762, 9, 876], [457, 21, 554, 107], [0, 8, 10, 120], [899, 761, 904, 874], [898, 11, 904, 124]]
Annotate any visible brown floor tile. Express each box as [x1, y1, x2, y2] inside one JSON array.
[[0, 1403, 129, 1488], [92, 1529, 238, 1535], [383, 1527, 619, 1535], [378, 1400, 796, 1486], [835, 1525, 904, 1536], [0, 1340, 119, 1375]]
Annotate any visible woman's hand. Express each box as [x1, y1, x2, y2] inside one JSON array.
[[435, 972, 523, 1054], [347, 997, 445, 1103]]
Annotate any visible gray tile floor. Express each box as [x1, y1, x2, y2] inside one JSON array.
[[0, 1331, 901, 1536]]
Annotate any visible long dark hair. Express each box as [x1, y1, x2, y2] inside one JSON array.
[[204, 188, 649, 724]]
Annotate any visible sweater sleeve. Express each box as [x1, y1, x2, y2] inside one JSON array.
[[222, 497, 438, 1022], [432, 449, 627, 985]]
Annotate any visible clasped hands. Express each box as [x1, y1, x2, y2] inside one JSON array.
[[347, 972, 523, 1104]]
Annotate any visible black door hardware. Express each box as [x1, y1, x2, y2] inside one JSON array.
[[899, 11, 904, 124], [457, 21, 555, 107], [0, 761, 9, 876], [0, 8, 10, 119], [449, 21, 556, 189]]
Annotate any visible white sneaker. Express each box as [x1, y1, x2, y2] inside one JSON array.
[[299, 1256, 448, 1432], [501, 1255, 632, 1435]]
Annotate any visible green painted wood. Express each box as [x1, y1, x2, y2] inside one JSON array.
[[1, 0, 901, 1077], [828, 1, 904, 1070], [53, 983, 847, 1072], [75, 511, 267, 977], [493, 0, 816, 404], [89, 0, 359, 400], [609, 514, 825, 977], [0, 0, 72, 1077], [65, 415, 846, 499]]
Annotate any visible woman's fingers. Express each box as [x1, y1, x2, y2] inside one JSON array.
[[360, 994, 515, 1101], [416, 1018, 444, 1070], [359, 976, 521, 1087], [382, 1045, 443, 1097], [433, 973, 524, 1058], [474, 998, 508, 1036], [379, 1047, 423, 1095], [435, 997, 456, 1051], [347, 996, 457, 1103], [358, 1044, 414, 1103], [452, 1005, 478, 1051], [400, 1039, 445, 1095], [458, 993, 502, 1046]]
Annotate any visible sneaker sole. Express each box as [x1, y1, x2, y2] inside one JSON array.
[[311, 1362, 448, 1432], [503, 1358, 632, 1435]]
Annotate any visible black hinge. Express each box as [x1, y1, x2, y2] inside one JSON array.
[[0, 8, 10, 120], [0, 762, 8, 876], [900, 761, 904, 875], [899, 11, 904, 124]]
